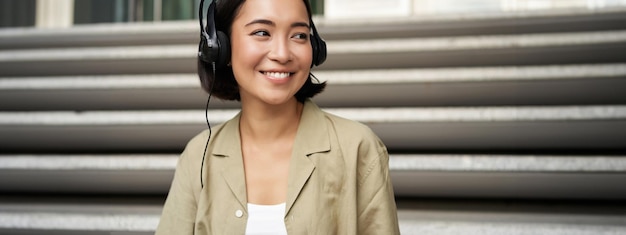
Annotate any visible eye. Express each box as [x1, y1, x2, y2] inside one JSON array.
[[251, 30, 270, 37], [292, 33, 308, 40]]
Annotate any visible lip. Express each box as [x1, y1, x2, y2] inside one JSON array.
[[259, 70, 295, 84]]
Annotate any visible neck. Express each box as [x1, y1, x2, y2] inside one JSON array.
[[239, 98, 304, 143]]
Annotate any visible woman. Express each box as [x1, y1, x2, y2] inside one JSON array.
[[156, 0, 400, 234]]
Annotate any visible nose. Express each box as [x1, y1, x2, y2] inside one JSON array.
[[267, 37, 292, 64]]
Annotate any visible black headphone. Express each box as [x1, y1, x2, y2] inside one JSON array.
[[198, 0, 327, 68]]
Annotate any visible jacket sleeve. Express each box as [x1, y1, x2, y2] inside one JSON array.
[[356, 138, 401, 235], [155, 141, 200, 234]]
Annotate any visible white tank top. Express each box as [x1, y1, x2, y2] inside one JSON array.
[[245, 203, 288, 235]]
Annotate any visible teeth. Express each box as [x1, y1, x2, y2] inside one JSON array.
[[265, 72, 290, 79]]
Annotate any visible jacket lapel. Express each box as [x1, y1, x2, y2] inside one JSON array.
[[285, 100, 331, 215], [210, 100, 331, 215], [212, 114, 248, 209]]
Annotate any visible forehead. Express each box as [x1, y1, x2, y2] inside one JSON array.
[[234, 0, 310, 24]]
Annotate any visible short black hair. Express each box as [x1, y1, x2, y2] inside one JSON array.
[[197, 0, 326, 102]]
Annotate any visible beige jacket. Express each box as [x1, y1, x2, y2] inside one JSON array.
[[156, 100, 400, 234]]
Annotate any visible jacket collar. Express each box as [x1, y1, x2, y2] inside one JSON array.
[[292, 99, 331, 156], [211, 99, 330, 214], [211, 112, 246, 208], [285, 99, 331, 215]]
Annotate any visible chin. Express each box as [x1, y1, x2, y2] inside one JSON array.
[[260, 94, 298, 106]]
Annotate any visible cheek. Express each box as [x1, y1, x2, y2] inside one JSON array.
[[231, 36, 259, 66], [230, 36, 264, 82], [298, 44, 313, 66]]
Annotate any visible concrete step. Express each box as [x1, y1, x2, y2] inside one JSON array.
[[0, 196, 161, 235], [322, 30, 626, 70], [396, 199, 626, 235], [0, 155, 176, 194], [1, 7, 625, 49], [1, 106, 625, 152], [1, 31, 626, 76], [319, 7, 626, 40], [391, 154, 626, 199], [0, 197, 623, 235], [1, 154, 625, 199], [1, 64, 624, 110]]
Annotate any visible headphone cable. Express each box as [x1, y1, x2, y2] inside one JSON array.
[[200, 61, 216, 188]]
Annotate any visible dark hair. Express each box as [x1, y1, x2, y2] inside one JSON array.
[[198, 0, 326, 102]]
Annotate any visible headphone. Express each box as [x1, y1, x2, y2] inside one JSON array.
[[198, 0, 327, 68]]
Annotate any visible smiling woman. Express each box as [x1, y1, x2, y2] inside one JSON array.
[[197, 0, 326, 103], [155, 0, 400, 234]]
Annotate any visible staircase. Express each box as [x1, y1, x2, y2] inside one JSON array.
[[1, 7, 626, 235]]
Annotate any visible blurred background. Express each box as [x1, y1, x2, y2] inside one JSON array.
[[1, 0, 626, 234]]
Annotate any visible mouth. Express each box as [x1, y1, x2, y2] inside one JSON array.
[[261, 71, 294, 79]]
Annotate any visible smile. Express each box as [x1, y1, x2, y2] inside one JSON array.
[[262, 71, 293, 79]]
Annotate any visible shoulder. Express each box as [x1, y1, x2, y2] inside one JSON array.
[[324, 111, 385, 148], [177, 119, 230, 167], [173, 118, 234, 190], [324, 112, 373, 135], [318, 109, 390, 187], [182, 124, 223, 156], [301, 99, 382, 147]]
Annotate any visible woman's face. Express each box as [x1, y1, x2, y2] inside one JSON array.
[[230, 0, 313, 105]]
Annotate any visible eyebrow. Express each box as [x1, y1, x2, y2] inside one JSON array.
[[245, 19, 310, 29]]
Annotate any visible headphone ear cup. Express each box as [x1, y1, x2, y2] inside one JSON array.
[[216, 30, 231, 68], [310, 34, 327, 67], [198, 33, 214, 64]]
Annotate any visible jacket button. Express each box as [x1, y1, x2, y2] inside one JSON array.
[[235, 210, 243, 218]]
